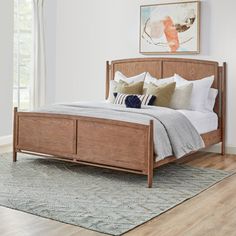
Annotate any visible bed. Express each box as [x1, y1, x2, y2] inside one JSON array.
[[13, 58, 226, 188]]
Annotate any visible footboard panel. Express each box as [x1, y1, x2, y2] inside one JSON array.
[[16, 114, 77, 156], [76, 119, 149, 171]]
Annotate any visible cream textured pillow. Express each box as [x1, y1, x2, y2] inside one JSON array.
[[144, 82, 176, 107], [169, 83, 193, 110], [108, 80, 144, 103], [107, 72, 146, 103], [114, 71, 146, 83]]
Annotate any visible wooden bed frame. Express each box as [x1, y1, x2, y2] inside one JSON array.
[[13, 58, 227, 188]]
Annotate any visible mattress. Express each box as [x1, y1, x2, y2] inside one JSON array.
[[177, 110, 218, 134]]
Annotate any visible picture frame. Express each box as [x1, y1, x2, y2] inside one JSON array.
[[140, 1, 200, 54]]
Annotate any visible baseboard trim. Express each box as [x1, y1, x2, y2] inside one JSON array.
[[0, 135, 13, 146], [204, 144, 236, 155]]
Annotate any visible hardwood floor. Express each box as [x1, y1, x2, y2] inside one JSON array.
[[126, 152, 236, 236], [1, 151, 236, 236]]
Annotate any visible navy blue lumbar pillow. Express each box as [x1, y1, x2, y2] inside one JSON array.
[[113, 93, 156, 108], [125, 95, 142, 108]]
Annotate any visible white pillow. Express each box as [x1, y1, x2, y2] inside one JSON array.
[[144, 72, 175, 86], [169, 83, 193, 110], [107, 80, 120, 103], [206, 88, 218, 112], [114, 71, 146, 84], [174, 74, 214, 112]]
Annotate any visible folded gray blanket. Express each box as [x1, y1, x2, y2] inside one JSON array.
[[35, 101, 204, 161]]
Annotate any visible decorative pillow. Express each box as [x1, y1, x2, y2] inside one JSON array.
[[107, 80, 128, 103], [113, 93, 156, 107], [125, 95, 142, 108], [206, 88, 218, 112], [114, 71, 146, 83], [116, 81, 144, 95], [143, 82, 176, 107], [108, 72, 146, 103], [169, 83, 193, 110], [174, 74, 214, 112], [144, 72, 175, 86]]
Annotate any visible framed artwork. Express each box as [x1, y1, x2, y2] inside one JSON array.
[[140, 1, 200, 54]]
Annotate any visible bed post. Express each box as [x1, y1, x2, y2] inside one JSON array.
[[221, 62, 227, 155], [147, 120, 154, 188], [13, 107, 18, 162], [105, 61, 110, 99]]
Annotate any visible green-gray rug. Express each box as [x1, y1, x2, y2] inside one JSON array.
[[0, 153, 231, 235]]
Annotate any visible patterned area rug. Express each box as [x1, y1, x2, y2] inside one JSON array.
[[0, 153, 232, 235]]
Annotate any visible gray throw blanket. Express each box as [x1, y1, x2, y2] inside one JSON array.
[[35, 101, 204, 161]]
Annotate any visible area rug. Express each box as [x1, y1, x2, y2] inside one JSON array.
[[0, 153, 232, 235]]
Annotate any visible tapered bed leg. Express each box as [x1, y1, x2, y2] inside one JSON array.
[[13, 151, 17, 162], [221, 62, 226, 156], [147, 120, 154, 188], [13, 107, 18, 162], [221, 141, 225, 156], [148, 171, 153, 188]]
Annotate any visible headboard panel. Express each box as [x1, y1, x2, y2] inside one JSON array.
[[162, 59, 219, 89], [110, 59, 162, 79], [109, 58, 219, 87], [106, 58, 226, 131]]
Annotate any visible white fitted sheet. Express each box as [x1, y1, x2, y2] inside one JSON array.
[[177, 110, 218, 134]]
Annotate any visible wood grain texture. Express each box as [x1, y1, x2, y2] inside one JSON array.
[[111, 60, 162, 80], [221, 62, 227, 154], [76, 119, 148, 171], [0, 206, 104, 236], [105, 61, 110, 99], [147, 120, 154, 188], [201, 129, 222, 147], [17, 116, 76, 155], [1, 152, 236, 236], [15, 112, 150, 175]]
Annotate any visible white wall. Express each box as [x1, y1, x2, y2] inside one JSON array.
[[54, 0, 236, 151], [0, 0, 13, 141]]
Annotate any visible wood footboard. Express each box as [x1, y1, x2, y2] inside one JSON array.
[[13, 107, 224, 188], [13, 108, 155, 187]]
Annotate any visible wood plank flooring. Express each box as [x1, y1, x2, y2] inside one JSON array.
[[1, 151, 236, 236]]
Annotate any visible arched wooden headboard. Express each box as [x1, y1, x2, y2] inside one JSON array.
[[106, 58, 226, 152]]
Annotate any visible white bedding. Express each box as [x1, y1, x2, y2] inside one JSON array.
[[87, 101, 218, 134], [177, 110, 218, 134]]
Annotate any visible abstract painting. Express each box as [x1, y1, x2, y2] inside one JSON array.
[[140, 1, 200, 54]]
